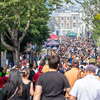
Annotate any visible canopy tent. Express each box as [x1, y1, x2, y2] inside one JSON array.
[[48, 34, 58, 40], [67, 32, 77, 37], [47, 40, 59, 46]]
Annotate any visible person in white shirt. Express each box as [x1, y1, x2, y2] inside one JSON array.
[[37, 58, 41, 68], [70, 64, 100, 100], [33, 62, 38, 73]]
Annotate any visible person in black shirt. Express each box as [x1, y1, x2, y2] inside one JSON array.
[[0, 69, 22, 100], [28, 63, 35, 81], [34, 55, 70, 100]]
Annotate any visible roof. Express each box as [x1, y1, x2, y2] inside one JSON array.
[[48, 34, 58, 40], [68, 32, 77, 37], [47, 40, 59, 45], [54, 6, 81, 13]]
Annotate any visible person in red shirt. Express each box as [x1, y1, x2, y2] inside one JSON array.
[[22, 56, 26, 66], [33, 65, 43, 85]]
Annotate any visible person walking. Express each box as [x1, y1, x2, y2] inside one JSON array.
[[0, 69, 23, 100], [70, 65, 100, 100], [28, 63, 35, 81], [22, 68, 34, 100], [33, 55, 70, 100], [33, 65, 43, 85], [64, 58, 79, 98]]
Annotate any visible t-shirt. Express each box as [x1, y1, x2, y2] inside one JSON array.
[[33, 72, 42, 85], [37, 60, 41, 67], [22, 60, 26, 66], [37, 71, 70, 100], [64, 67, 79, 97], [58, 69, 65, 74], [70, 75, 100, 100], [28, 70, 35, 81]]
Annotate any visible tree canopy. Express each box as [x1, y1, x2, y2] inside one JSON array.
[[0, 0, 73, 64], [76, 0, 100, 44]]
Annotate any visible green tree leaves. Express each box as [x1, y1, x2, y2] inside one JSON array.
[[76, 0, 100, 43], [0, 0, 73, 64]]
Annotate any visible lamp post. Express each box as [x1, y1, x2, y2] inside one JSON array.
[[30, 42, 33, 65], [31, 43, 35, 65], [31, 48, 33, 65]]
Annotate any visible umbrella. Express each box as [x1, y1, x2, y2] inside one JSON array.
[[47, 40, 59, 46], [48, 34, 58, 40]]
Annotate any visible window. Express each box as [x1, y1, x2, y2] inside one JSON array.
[[66, 17, 70, 21], [78, 22, 81, 26], [73, 23, 76, 27], [56, 30, 59, 36], [61, 23, 64, 28], [61, 17, 64, 21], [73, 16, 76, 20], [66, 23, 70, 28]]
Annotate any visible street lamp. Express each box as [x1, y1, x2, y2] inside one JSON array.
[[31, 48, 33, 65], [31, 43, 35, 65], [30, 42, 34, 65]]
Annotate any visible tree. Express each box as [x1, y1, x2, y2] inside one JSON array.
[[92, 13, 100, 43], [0, 0, 73, 65], [75, 0, 100, 39], [48, 16, 59, 33], [75, 0, 99, 28]]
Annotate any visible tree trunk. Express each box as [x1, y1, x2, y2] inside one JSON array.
[[1, 20, 31, 65], [13, 46, 20, 65]]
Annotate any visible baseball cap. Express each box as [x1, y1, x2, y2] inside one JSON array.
[[72, 58, 79, 64], [86, 65, 97, 72], [72, 58, 79, 66]]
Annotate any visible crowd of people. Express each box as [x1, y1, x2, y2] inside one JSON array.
[[0, 37, 100, 100]]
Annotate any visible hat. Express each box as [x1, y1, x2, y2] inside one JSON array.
[[72, 58, 79, 66], [86, 65, 97, 72], [89, 58, 96, 64]]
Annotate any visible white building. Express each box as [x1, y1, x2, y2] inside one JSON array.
[[50, 5, 86, 37]]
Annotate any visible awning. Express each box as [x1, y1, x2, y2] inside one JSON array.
[[68, 32, 77, 37], [47, 40, 59, 46], [48, 34, 58, 40]]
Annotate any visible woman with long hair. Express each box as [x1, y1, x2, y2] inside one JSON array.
[[0, 69, 23, 100], [22, 68, 34, 100]]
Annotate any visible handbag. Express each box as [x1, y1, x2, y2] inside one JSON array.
[[8, 87, 18, 100]]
